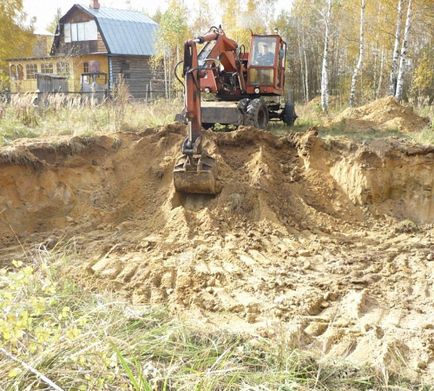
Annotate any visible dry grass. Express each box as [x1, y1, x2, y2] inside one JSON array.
[[0, 94, 182, 145], [0, 94, 432, 146], [271, 99, 433, 145], [0, 249, 427, 391]]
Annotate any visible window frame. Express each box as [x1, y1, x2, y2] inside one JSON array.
[[57, 62, 70, 76], [25, 63, 38, 79], [64, 23, 71, 43], [41, 63, 54, 74], [64, 21, 98, 43]]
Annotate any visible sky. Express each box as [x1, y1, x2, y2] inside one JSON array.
[[23, 0, 292, 34]]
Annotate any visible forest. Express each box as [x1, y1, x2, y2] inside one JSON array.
[[1, 0, 433, 110], [152, 0, 434, 110]]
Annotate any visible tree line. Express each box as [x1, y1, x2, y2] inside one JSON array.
[[1, 0, 432, 110], [153, 0, 433, 110]]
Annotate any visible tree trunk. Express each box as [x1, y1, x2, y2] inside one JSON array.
[[376, 48, 385, 99], [303, 43, 309, 102], [297, 29, 306, 102], [163, 52, 168, 99], [349, 0, 366, 107], [395, 0, 412, 102], [389, 0, 403, 96], [321, 0, 332, 112]]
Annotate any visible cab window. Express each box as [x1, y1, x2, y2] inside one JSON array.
[[251, 37, 276, 67]]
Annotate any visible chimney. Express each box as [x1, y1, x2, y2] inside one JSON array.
[[90, 0, 100, 9]]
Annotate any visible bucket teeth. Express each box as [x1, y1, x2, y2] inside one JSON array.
[[173, 154, 218, 195]]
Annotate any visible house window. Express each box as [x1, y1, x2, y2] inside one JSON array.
[[41, 63, 54, 74], [64, 21, 97, 43], [64, 23, 71, 43], [26, 64, 38, 79], [120, 61, 130, 78], [16, 64, 24, 80], [57, 62, 70, 76], [10, 65, 17, 80], [83, 62, 89, 73]]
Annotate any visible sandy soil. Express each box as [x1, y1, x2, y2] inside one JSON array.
[[331, 96, 430, 132], [0, 124, 433, 383]]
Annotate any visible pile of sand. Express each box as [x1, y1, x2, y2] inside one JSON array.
[[0, 125, 433, 382], [332, 96, 430, 132]]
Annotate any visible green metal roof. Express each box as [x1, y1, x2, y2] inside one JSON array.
[[75, 5, 158, 56]]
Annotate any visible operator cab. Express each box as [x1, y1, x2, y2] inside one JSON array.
[[247, 34, 286, 96]]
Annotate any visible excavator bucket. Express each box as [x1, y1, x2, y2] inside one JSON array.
[[173, 154, 218, 194]]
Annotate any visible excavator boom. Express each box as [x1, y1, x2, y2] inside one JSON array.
[[173, 31, 220, 195]]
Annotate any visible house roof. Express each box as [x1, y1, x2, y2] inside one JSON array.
[[57, 4, 158, 56]]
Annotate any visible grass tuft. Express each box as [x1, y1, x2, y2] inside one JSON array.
[[0, 95, 182, 145], [0, 251, 427, 390]]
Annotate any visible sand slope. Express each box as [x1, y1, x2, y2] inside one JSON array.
[[0, 125, 433, 382]]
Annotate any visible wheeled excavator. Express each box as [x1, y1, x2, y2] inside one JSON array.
[[173, 26, 297, 195]]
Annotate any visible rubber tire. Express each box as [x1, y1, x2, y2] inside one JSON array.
[[283, 102, 297, 127], [237, 98, 250, 113], [245, 98, 269, 129]]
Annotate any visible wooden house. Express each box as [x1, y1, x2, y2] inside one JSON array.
[[8, 0, 164, 99]]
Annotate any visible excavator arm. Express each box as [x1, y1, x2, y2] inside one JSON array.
[[180, 31, 219, 156], [173, 30, 221, 195]]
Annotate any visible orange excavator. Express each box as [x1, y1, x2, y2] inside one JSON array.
[[173, 26, 296, 195]]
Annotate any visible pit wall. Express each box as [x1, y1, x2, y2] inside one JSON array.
[[330, 146, 434, 224]]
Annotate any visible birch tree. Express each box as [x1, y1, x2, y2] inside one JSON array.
[[395, 0, 413, 101], [297, 27, 306, 102], [153, 0, 189, 98], [375, 49, 385, 99], [303, 33, 310, 102], [389, 0, 403, 96], [349, 0, 366, 107], [321, 0, 332, 112]]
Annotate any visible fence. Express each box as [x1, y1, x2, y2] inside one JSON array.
[[0, 88, 169, 106]]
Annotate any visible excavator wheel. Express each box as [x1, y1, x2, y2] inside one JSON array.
[[237, 98, 250, 113], [245, 98, 269, 129], [282, 102, 297, 127]]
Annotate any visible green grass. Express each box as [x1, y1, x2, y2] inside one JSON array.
[[0, 251, 429, 390]]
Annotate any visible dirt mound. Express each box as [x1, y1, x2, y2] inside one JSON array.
[[0, 125, 433, 382], [332, 96, 430, 132]]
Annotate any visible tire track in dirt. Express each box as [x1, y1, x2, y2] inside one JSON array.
[[0, 125, 433, 382]]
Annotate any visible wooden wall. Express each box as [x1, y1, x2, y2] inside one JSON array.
[[111, 56, 165, 100]]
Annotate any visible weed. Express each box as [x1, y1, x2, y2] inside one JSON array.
[[0, 95, 182, 145], [0, 250, 426, 390]]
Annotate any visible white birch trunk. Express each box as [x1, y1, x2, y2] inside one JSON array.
[[304, 44, 309, 102], [389, 0, 403, 96], [321, 0, 332, 112], [297, 30, 306, 102], [375, 48, 385, 99], [395, 0, 412, 102], [349, 0, 366, 107]]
